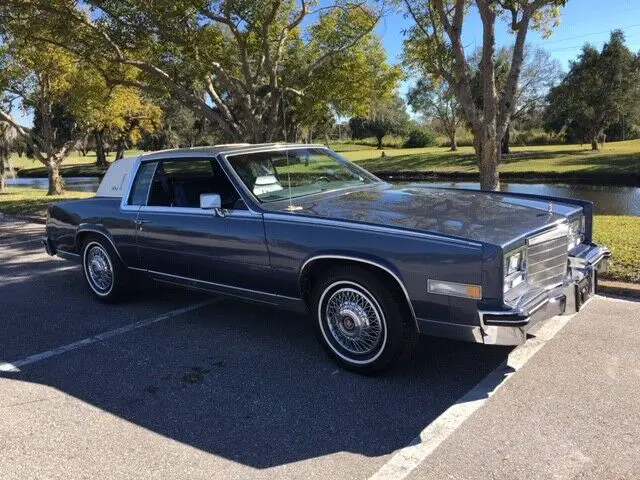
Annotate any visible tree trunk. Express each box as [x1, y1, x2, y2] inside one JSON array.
[[478, 128, 500, 191], [0, 159, 6, 194], [376, 135, 383, 150], [95, 130, 108, 167], [591, 139, 600, 151], [115, 137, 126, 160], [450, 131, 458, 151], [47, 161, 64, 196], [501, 127, 510, 155]]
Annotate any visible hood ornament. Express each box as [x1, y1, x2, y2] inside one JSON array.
[[548, 200, 553, 215]]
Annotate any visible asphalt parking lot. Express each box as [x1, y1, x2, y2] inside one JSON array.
[[1, 218, 639, 479]]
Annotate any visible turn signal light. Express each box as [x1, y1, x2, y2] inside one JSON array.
[[428, 280, 483, 300]]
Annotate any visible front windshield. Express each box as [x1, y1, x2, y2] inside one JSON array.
[[225, 148, 380, 203]]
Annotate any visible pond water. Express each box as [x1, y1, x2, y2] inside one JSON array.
[[398, 181, 640, 216], [7, 177, 101, 192], [7, 177, 640, 216]]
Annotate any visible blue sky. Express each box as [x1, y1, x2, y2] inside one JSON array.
[[379, 0, 640, 66], [377, 0, 640, 99]]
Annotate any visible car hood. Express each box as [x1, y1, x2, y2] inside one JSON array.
[[264, 184, 581, 246]]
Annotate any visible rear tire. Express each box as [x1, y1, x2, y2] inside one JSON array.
[[81, 235, 129, 303], [310, 265, 418, 374]]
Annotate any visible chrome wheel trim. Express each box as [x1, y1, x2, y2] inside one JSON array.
[[83, 242, 114, 296], [318, 281, 387, 365]]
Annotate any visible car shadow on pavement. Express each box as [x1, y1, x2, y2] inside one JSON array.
[[3, 296, 513, 469]]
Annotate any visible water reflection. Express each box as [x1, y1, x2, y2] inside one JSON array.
[[399, 182, 640, 216], [7, 177, 100, 192]]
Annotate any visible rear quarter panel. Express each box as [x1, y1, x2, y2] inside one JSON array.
[[47, 197, 138, 266]]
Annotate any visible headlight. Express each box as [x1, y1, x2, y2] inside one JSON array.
[[504, 250, 524, 276], [504, 250, 526, 293], [567, 216, 585, 251]]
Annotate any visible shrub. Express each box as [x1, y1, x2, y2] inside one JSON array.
[[403, 128, 437, 148]]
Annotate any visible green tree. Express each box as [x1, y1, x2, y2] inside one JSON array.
[[407, 78, 463, 150], [69, 70, 162, 165], [545, 31, 640, 150], [402, 0, 566, 190], [350, 95, 410, 149], [1, 0, 386, 144], [468, 45, 561, 153], [147, 100, 221, 150], [0, 41, 87, 195]]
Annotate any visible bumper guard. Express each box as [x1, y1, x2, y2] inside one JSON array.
[[478, 242, 611, 346]]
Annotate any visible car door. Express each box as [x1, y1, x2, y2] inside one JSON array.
[[134, 156, 272, 293]]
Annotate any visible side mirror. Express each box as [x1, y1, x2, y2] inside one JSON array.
[[200, 193, 224, 216]]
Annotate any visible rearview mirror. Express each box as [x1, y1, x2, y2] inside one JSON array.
[[200, 193, 222, 212]]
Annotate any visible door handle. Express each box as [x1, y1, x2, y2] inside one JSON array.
[[134, 219, 151, 230]]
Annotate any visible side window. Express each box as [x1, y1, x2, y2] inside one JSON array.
[[128, 161, 157, 206], [146, 158, 241, 209]]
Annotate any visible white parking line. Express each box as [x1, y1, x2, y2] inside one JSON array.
[[0, 299, 218, 373], [369, 311, 576, 480]]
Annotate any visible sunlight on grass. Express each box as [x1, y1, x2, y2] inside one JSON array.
[[0, 187, 93, 217], [594, 215, 640, 283], [338, 139, 640, 175]]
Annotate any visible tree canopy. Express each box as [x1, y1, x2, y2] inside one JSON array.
[[0, 0, 399, 143], [545, 30, 640, 150]]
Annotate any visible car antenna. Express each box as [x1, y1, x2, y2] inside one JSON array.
[[281, 78, 302, 212]]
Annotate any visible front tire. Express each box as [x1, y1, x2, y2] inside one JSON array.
[[82, 235, 129, 303], [311, 266, 417, 374]]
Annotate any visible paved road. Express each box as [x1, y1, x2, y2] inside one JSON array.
[[0, 218, 638, 479], [408, 294, 640, 480]]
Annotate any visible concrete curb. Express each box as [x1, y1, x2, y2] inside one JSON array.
[[599, 280, 640, 299]]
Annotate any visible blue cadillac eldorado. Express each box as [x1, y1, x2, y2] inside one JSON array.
[[43, 143, 610, 373]]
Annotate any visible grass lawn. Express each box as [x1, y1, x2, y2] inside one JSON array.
[[336, 139, 640, 178], [593, 215, 640, 284], [0, 187, 92, 217], [0, 186, 637, 284]]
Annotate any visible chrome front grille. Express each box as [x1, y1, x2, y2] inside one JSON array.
[[526, 227, 569, 289]]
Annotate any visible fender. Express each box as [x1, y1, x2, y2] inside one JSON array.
[[75, 224, 126, 265], [298, 253, 418, 330]]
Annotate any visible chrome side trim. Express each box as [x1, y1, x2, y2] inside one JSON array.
[[75, 227, 126, 265], [299, 255, 419, 330], [135, 205, 261, 218], [147, 269, 301, 301], [265, 213, 482, 249]]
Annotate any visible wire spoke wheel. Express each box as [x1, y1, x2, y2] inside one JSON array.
[[323, 286, 385, 359], [85, 244, 113, 294]]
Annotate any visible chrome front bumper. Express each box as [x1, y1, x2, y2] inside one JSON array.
[[478, 242, 611, 346]]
